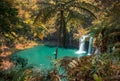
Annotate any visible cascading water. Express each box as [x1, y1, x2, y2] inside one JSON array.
[[75, 35, 88, 54], [87, 37, 93, 55], [75, 34, 93, 55]]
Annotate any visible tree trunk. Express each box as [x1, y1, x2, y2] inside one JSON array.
[[60, 10, 67, 48], [55, 10, 67, 59], [55, 30, 59, 59], [62, 17, 67, 48]]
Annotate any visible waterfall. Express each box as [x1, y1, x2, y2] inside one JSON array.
[[87, 37, 93, 55], [75, 34, 93, 55], [75, 35, 88, 54]]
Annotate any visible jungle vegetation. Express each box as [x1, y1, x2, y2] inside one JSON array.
[[0, 0, 120, 81]]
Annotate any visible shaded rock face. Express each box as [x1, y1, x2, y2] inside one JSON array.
[[85, 41, 89, 53], [43, 38, 79, 48]]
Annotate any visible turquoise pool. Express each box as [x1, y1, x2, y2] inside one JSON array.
[[11, 45, 86, 69]]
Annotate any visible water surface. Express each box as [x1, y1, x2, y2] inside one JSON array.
[[12, 45, 86, 69]]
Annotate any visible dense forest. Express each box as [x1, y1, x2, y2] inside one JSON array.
[[0, 0, 120, 81]]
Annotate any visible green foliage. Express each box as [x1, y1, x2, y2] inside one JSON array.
[[61, 53, 120, 81], [10, 55, 28, 68], [33, 23, 47, 38], [0, 66, 41, 81], [0, 0, 20, 51], [35, 0, 98, 47], [89, 1, 120, 53], [0, 0, 120, 80], [13, 0, 48, 42], [0, 0, 18, 35], [93, 74, 102, 81]]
